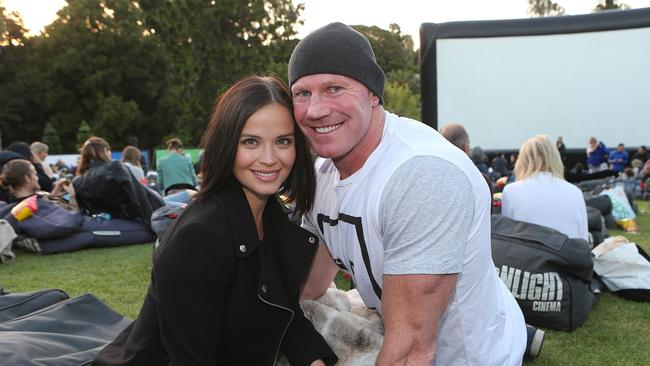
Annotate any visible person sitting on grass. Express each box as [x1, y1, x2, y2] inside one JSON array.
[[73, 137, 163, 227], [92, 75, 337, 366], [503, 134, 588, 241], [156, 138, 199, 195], [121, 145, 145, 182]]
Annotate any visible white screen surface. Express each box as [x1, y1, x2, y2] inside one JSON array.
[[436, 27, 650, 150]]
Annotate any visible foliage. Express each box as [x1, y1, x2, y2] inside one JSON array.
[[528, 0, 566, 17], [42, 122, 63, 154], [594, 0, 630, 11], [76, 119, 93, 148], [138, 0, 303, 146], [0, 6, 43, 146], [353, 24, 420, 118], [36, 0, 168, 152], [384, 81, 420, 120], [93, 95, 140, 148], [0, 4, 27, 46], [0, 0, 303, 152]]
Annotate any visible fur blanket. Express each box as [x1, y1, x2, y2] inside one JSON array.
[[278, 288, 384, 365]]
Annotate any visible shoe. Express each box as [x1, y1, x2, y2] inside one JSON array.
[[525, 324, 545, 358]]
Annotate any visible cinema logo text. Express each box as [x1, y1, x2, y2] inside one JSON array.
[[496, 265, 563, 312]]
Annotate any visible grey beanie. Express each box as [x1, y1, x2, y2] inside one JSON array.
[[288, 22, 385, 103]]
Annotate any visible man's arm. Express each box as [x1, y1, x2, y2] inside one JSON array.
[[300, 243, 339, 300], [376, 156, 477, 365], [376, 273, 457, 366]]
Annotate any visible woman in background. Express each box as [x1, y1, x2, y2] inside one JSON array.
[[93, 75, 337, 366], [502, 135, 588, 240], [76, 137, 112, 176], [0, 159, 41, 203], [74, 137, 163, 222], [121, 146, 145, 181]]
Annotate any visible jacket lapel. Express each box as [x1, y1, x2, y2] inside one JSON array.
[[213, 180, 259, 259], [212, 181, 319, 309]]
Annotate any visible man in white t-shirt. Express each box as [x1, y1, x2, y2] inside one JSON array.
[[289, 22, 527, 365]]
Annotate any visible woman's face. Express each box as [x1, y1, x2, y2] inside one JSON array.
[[233, 103, 296, 203]]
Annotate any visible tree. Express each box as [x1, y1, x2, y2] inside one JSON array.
[[594, 0, 630, 11], [352, 24, 418, 82], [36, 0, 168, 151], [93, 94, 140, 148], [42, 122, 63, 154], [0, 6, 41, 145], [384, 81, 420, 120], [76, 120, 93, 148], [0, 4, 27, 46], [353, 24, 421, 117], [528, 0, 566, 17], [138, 0, 304, 146]]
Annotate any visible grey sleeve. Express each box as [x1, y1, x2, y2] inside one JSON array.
[[379, 156, 474, 275]]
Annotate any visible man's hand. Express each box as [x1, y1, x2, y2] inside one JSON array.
[[376, 273, 458, 366]]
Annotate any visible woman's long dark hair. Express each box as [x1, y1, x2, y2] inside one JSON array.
[[196, 75, 315, 216]]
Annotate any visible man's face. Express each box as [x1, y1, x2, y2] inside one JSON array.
[[291, 74, 377, 162], [618, 145, 625, 152]]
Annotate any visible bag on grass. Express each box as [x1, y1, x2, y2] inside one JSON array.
[[599, 186, 639, 232], [592, 236, 650, 302], [586, 207, 607, 247], [0, 289, 69, 323], [0, 196, 85, 240], [491, 215, 599, 331], [0, 293, 132, 365]]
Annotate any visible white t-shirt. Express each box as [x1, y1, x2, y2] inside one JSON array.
[[123, 161, 145, 181], [303, 111, 526, 366], [502, 172, 589, 241]]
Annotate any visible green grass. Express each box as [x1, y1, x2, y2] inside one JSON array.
[[1, 201, 649, 364], [0, 244, 153, 319]]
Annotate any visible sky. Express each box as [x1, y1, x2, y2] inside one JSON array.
[[4, 0, 650, 45]]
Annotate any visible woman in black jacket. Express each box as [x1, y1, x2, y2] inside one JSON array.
[[93, 75, 337, 366]]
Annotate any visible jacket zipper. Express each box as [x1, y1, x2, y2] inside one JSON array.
[[258, 294, 294, 365]]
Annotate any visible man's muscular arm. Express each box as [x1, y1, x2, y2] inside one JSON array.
[[300, 243, 339, 300], [376, 273, 457, 365], [376, 157, 476, 365]]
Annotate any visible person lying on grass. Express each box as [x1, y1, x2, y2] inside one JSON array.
[[92, 75, 337, 366], [0, 159, 70, 210]]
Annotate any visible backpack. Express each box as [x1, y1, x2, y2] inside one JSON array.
[[491, 215, 600, 331], [592, 236, 650, 302]]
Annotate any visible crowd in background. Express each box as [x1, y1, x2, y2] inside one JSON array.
[[467, 137, 650, 186]]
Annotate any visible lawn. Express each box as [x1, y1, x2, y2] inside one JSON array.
[[1, 201, 649, 365]]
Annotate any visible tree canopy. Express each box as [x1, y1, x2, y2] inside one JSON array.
[[0, 0, 304, 152], [528, 0, 631, 17]]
